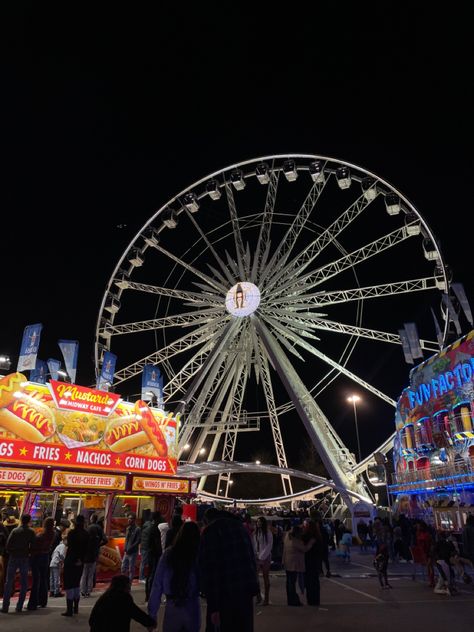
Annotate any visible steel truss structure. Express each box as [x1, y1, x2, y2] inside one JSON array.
[[96, 154, 449, 515]]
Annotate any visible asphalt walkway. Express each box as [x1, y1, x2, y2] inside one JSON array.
[[1, 550, 473, 631]]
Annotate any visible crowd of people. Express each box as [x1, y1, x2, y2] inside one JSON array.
[[1, 505, 474, 631]]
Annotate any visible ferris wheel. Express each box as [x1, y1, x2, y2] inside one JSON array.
[[95, 154, 449, 509]]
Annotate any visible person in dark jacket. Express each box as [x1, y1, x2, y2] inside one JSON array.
[[145, 512, 163, 602], [27, 516, 55, 610], [89, 573, 156, 632], [302, 519, 322, 606], [122, 513, 141, 582], [165, 514, 183, 549], [81, 513, 107, 597], [62, 514, 89, 617], [1, 514, 36, 613]]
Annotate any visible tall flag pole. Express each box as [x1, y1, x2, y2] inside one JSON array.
[[58, 340, 79, 383], [141, 364, 164, 408], [451, 283, 473, 326], [97, 351, 117, 391], [17, 323, 43, 372]]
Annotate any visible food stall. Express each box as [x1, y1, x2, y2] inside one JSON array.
[[0, 372, 196, 579]]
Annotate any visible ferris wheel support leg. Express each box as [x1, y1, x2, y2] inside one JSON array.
[[254, 317, 373, 514]]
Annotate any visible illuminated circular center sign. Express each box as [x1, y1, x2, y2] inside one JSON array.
[[225, 282, 261, 317]]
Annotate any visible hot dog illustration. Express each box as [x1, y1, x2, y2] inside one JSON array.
[[0, 373, 27, 409], [104, 418, 150, 453], [134, 400, 168, 457], [0, 392, 56, 442]]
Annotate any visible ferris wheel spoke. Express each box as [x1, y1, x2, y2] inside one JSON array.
[[272, 276, 444, 309], [264, 187, 378, 295], [186, 211, 236, 285], [309, 318, 439, 351], [118, 280, 224, 306], [267, 222, 420, 301], [260, 313, 395, 406], [163, 341, 217, 402], [99, 308, 224, 337], [225, 182, 248, 278], [113, 318, 228, 384], [152, 244, 228, 293], [251, 163, 279, 283], [259, 172, 328, 286]]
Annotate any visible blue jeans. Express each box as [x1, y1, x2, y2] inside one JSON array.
[[121, 551, 138, 581], [2, 556, 30, 612], [50, 567, 61, 595]]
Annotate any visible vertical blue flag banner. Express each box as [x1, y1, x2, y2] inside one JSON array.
[[30, 359, 48, 384], [47, 358, 61, 381], [97, 351, 117, 391], [58, 340, 79, 383], [17, 323, 43, 372], [141, 364, 164, 407]]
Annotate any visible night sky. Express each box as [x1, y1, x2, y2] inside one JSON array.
[[2, 5, 473, 472]]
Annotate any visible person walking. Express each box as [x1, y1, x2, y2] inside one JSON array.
[[122, 513, 141, 583], [148, 521, 200, 631], [199, 508, 259, 632], [253, 516, 273, 606], [373, 543, 392, 589], [89, 574, 156, 632], [1, 514, 36, 613], [62, 514, 88, 617], [27, 516, 55, 610]]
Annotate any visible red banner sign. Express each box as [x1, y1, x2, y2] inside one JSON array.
[[49, 380, 121, 417]]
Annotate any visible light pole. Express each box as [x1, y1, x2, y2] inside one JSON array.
[[347, 395, 362, 463]]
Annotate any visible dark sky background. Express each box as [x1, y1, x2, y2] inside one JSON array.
[[1, 5, 473, 472]]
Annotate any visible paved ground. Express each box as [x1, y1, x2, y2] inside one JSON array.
[[1, 551, 474, 631]]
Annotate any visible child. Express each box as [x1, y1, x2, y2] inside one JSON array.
[[50, 534, 67, 598], [340, 530, 353, 563], [374, 543, 392, 589]]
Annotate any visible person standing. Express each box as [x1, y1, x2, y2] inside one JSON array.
[[145, 512, 163, 602], [148, 521, 200, 631], [1, 514, 36, 613], [199, 508, 259, 632], [139, 515, 153, 583], [302, 519, 322, 606], [50, 534, 67, 598], [253, 516, 273, 606], [282, 524, 314, 606], [165, 514, 183, 549], [0, 521, 9, 598], [81, 514, 107, 597], [462, 514, 474, 564], [27, 516, 55, 610], [62, 514, 88, 617], [122, 513, 141, 583]]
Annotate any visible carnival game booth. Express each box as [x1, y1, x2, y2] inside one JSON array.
[[389, 330, 474, 526], [0, 373, 196, 580]]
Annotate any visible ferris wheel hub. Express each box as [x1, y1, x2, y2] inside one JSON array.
[[225, 282, 261, 317]]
